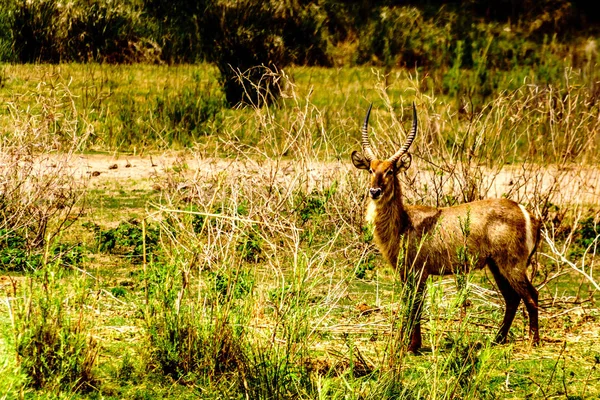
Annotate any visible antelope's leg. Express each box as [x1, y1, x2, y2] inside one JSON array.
[[513, 276, 540, 345], [407, 280, 427, 353], [488, 260, 522, 343]]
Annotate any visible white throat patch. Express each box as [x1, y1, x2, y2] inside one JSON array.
[[365, 200, 377, 225]]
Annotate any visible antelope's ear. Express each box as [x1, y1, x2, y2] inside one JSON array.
[[351, 151, 370, 170], [395, 153, 412, 173]]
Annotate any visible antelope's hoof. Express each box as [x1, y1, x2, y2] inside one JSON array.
[[493, 335, 508, 345]]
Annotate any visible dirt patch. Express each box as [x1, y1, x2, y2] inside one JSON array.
[[37, 152, 600, 207]]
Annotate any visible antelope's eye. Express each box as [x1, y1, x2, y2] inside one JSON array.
[[368, 168, 374, 174], [385, 169, 394, 177]]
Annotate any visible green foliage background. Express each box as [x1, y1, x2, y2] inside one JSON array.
[[1, 0, 597, 68]]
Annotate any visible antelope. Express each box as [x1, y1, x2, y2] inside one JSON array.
[[351, 103, 540, 353]]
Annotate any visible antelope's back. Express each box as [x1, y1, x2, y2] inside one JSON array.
[[406, 198, 536, 274]]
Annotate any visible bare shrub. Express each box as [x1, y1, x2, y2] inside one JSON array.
[[2, 75, 98, 392], [0, 78, 90, 270]]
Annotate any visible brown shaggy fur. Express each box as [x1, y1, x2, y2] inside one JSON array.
[[352, 155, 541, 353]]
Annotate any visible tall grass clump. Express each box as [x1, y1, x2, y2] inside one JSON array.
[[9, 264, 99, 393], [143, 158, 338, 395], [145, 258, 247, 384]]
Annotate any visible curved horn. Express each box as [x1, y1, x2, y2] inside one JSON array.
[[361, 103, 376, 162], [388, 102, 418, 164]]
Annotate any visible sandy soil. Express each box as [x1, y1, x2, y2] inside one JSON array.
[[40, 152, 600, 207]]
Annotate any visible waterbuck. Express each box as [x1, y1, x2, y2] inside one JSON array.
[[351, 103, 540, 353]]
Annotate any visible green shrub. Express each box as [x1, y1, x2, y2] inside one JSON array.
[[355, 252, 376, 280], [145, 260, 247, 381], [11, 0, 61, 62], [357, 6, 453, 69], [51, 243, 87, 269], [83, 219, 159, 264], [577, 216, 600, 249], [66, 1, 148, 63], [236, 226, 264, 263], [8, 0, 150, 63], [0, 229, 41, 271], [570, 215, 600, 258]]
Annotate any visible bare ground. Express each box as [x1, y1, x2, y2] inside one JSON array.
[[37, 152, 600, 207]]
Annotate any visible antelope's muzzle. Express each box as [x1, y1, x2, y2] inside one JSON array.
[[369, 187, 382, 200]]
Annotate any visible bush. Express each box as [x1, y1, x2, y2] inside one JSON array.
[[357, 6, 453, 69], [9, 0, 151, 63], [83, 219, 159, 264], [11, 0, 61, 62], [66, 1, 150, 63], [0, 229, 42, 271]]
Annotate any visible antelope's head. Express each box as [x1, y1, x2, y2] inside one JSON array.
[[351, 103, 417, 203]]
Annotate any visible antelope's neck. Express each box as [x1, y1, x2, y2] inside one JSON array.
[[367, 194, 409, 268]]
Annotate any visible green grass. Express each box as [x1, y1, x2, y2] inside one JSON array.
[[87, 187, 158, 211], [1, 63, 597, 163], [0, 63, 599, 398]]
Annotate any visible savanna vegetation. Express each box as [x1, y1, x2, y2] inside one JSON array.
[[0, 0, 599, 398]]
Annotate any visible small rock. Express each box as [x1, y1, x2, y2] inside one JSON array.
[[356, 303, 380, 316]]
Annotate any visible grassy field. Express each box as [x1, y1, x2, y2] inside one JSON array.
[[0, 63, 599, 399]]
